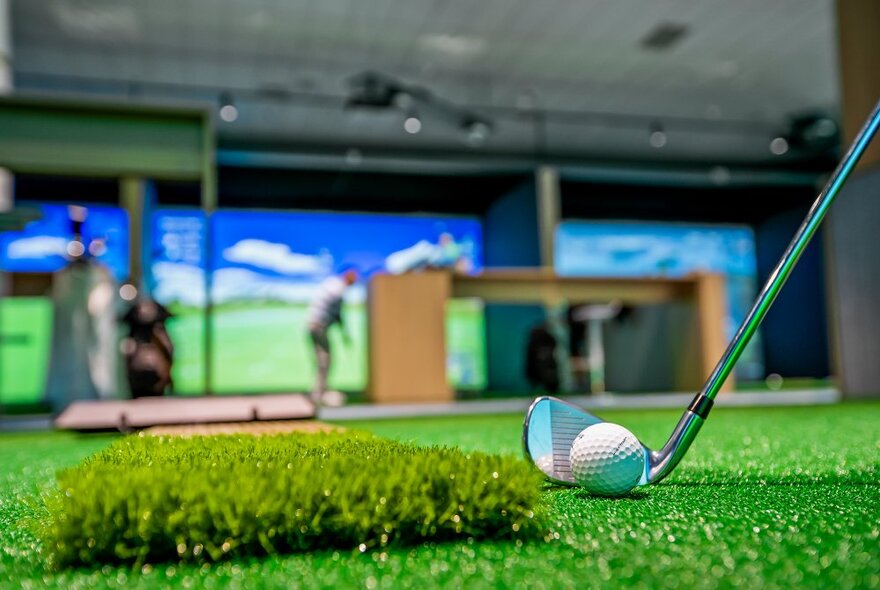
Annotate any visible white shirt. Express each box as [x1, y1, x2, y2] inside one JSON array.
[[307, 276, 347, 329]]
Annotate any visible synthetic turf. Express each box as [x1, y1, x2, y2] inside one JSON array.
[[40, 431, 541, 567], [1, 402, 878, 589]]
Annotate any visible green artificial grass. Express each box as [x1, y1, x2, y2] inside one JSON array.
[[40, 431, 543, 568], [1, 402, 878, 589]]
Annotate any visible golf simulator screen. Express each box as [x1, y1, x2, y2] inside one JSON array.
[[0, 203, 129, 280], [1, 205, 486, 402], [150, 209, 487, 395], [555, 220, 763, 379], [0, 204, 129, 404]]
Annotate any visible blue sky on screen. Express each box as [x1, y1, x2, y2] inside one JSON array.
[[148, 210, 206, 306], [555, 221, 756, 278], [0, 204, 129, 281], [149, 209, 482, 306], [555, 220, 764, 378], [211, 210, 482, 277]]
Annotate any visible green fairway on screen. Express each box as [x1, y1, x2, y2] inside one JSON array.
[[165, 299, 487, 394], [0, 297, 52, 404]]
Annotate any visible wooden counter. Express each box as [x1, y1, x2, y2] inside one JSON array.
[[368, 270, 730, 403]]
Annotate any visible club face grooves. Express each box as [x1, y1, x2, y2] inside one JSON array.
[[523, 397, 602, 485], [524, 396, 654, 486]]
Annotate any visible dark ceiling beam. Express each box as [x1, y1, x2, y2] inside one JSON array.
[[14, 69, 782, 139], [217, 148, 821, 188]]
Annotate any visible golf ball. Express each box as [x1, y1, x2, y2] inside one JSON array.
[[569, 423, 645, 496]]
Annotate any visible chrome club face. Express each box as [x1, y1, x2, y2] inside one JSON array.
[[522, 395, 706, 487], [523, 396, 649, 486], [523, 395, 705, 487], [522, 396, 601, 485]]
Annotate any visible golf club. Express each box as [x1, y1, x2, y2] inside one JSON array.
[[524, 97, 880, 487]]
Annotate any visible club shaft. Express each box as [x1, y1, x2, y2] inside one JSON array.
[[648, 99, 880, 485], [699, 99, 880, 403]]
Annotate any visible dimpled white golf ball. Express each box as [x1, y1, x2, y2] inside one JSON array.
[[569, 423, 645, 496]]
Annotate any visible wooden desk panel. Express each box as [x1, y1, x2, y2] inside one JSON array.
[[368, 272, 453, 403], [453, 272, 694, 305], [367, 270, 731, 403]]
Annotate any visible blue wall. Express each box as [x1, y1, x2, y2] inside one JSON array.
[[756, 209, 830, 378], [482, 180, 545, 392], [483, 181, 541, 267]]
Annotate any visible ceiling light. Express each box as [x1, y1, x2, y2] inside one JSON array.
[[404, 116, 422, 134], [219, 105, 238, 122], [769, 137, 789, 155], [649, 122, 667, 148], [219, 93, 238, 123], [119, 284, 138, 301], [66, 240, 85, 258], [88, 239, 107, 257]]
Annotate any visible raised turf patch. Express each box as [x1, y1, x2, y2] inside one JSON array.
[[40, 431, 544, 567]]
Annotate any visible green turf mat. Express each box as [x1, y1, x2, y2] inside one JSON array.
[[1, 403, 878, 589], [39, 431, 542, 568]]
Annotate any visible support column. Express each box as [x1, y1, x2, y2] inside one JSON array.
[[825, 0, 880, 398], [0, 0, 13, 213], [836, 0, 880, 171], [119, 177, 145, 289], [535, 166, 561, 270], [535, 167, 571, 389], [0, 0, 11, 212], [202, 119, 217, 395], [0, 0, 13, 303]]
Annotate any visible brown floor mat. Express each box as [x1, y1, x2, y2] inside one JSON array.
[[143, 420, 341, 437]]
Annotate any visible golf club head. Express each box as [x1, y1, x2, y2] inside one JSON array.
[[522, 396, 650, 486]]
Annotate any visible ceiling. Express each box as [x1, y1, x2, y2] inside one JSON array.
[[10, 0, 841, 168]]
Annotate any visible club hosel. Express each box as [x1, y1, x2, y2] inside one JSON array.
[[647, 410, 705, 484]]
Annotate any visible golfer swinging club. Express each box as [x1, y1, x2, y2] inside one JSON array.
[[306, 266, 359, 406]]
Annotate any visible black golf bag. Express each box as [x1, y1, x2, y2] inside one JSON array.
[[121, 299, 174, 398], [525, 323, 560, 393]]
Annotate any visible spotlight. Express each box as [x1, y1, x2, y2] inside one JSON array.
[[119, 284, 138, 301], [404, 116, 422, 134], [66, 240, 85, 258], [649, 122, 667, 148], [219, 93, 238, 122], [88, 238, 107, 257], [769, 137, 789, 155]]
